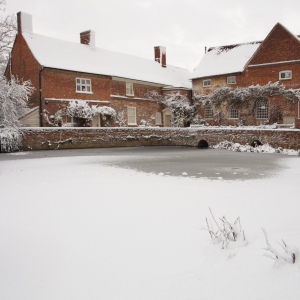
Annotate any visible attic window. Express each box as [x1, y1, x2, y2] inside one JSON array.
[[126, 83, 134, 96], [279, 71, 292, 80], [227, 76, 236, 84], [76, 78, 92, 93], [203, 79, 211, 87]]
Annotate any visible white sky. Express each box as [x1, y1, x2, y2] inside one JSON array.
[[5, 0, 300, 71]]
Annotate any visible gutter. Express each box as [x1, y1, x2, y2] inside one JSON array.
[[38, 66, 43, 127]]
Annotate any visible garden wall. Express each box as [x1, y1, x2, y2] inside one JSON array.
[[18, 127, 300, 151]]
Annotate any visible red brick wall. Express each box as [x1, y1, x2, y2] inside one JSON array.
[[109, 96, 162, 127], [19, 127, 300, 151], [6, 33, 41, 108], [111, 80, 161, 98], [41, 68, 111, 100], [248, 23, 300, 65]]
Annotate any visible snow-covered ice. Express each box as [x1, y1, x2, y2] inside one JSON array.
[[0, 151, 300, 300]]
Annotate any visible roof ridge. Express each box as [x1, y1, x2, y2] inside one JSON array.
[[208, 40, 263, 53]]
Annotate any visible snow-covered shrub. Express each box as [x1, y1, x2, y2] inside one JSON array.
[[43, 109, 62, 127], [96, 106, 116, 127], [117, 110, 127, 127], [214, 140, 300, 156], [149, 91, 200, 127], [205, 208, 245, 249], [0, 76, 34, 152], [66, 100, 97, 126], [0, 127, 22, 152], [262, 228, 300, 265]]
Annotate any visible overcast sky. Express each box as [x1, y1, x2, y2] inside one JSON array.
[[5, 0, 300, 71]]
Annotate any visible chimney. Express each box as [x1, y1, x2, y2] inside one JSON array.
[[17, 12, 33, 35], [80, 30, 95, 48], [154, 46, 166, 68]]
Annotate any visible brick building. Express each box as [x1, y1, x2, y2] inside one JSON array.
[[8, 12, 192, 127], [191, 23, 300, 128]]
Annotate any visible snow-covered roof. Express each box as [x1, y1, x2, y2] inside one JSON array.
[[23, 32, 192, 89], [192, 27, 300, 80], [191, 41, 262, 79]]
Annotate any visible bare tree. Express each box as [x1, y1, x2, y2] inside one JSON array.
[[0, 0, 17, 74]]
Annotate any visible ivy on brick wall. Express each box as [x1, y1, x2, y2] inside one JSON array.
[[194, 82, 300, 125]]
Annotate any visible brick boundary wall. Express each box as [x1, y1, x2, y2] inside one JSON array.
[[16, 127, 300, 151]]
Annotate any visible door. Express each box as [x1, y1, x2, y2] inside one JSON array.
[[163, 109, 172, 127]]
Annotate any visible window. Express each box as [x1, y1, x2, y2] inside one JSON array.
[[76, 78, 92, 93], [66, 116, 78, 124], [127, 106, 136, 125], [227, 76, 236, 84], [298, 100, 300, 119], [204, 103, 213, 119], [229, 105, 239, 119], [155, 112, 162, 125], [279, 71, 292, 80], [256, 99, 268, 119], [203, 79, 211, 87], [126, 82, 134, 96]]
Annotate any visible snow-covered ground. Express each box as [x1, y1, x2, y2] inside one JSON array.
[[1, 150, 300, 300]]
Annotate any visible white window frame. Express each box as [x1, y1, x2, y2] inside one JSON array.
[[76, 78, 92, 93], [256, 99, 269, 119], [227, 76, 236, 84], [203, 79, 211, 87], [155, 112, 162, 125], [204, 103, 213, 119], [228, 105, 239, 119], [298, 100, 300, 119], [66, 115, 78, 124], [279, 70, 292, 80], [126, 82, 134, 96], [127, 106, 136, 125]]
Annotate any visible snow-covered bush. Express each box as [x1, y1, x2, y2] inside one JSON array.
[[117, 110, 127, 127], [0, 126, 22, 152], [66, 100, 97, 126], [0, 76, 34, 152], [96, 106, 116, 127], [65, 102, 116, 127], [214, 140, 300, 156], [262, 228, 299, 265], [149, 91, 200, 127], [43, 109, 62, 127], [205, 208, 245, 249]]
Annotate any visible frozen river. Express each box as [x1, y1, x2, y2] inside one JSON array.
[[1, 146, 292, 180]]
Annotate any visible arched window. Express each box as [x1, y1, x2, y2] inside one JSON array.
[[229, 105, 239, 119], [204, 103, 213, 119], [256, 99, 268, 119]]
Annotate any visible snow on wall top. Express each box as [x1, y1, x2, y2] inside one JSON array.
[[23, 32, 192, 89], [191, 41, 262, 79]]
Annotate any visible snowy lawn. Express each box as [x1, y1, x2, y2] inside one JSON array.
[[1, 151, 300, 300]]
